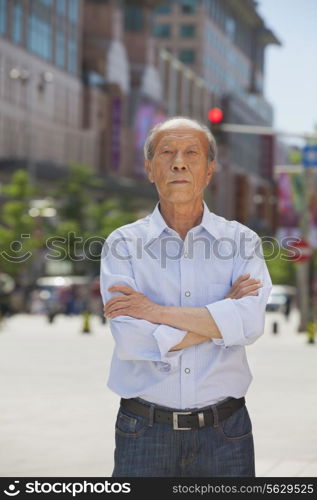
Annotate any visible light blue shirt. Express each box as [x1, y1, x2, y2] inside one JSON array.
[[100, 201, 272, 409]]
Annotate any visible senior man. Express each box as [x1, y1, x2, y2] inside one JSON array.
[[100, 117, 272, 477]]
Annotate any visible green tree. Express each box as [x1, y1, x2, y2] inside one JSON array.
[[50, 164, 136, 275], [262, 239, 296, 285], [0, 170, 38, 280]]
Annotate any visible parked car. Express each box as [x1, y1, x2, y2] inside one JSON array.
[[33, 275, 92, 319], [266, 285, 297, 317]]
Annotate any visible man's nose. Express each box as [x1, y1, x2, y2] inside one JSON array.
[[172, 153, 187, 171]]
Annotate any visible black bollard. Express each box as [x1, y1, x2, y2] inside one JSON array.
[[272, 321, 278, 334]]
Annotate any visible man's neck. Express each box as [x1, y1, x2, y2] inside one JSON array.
[[159, 199, 204, 240]]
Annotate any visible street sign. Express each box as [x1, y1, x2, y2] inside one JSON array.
[[302, 145, 317, 167], [288, 238, 313, 263]]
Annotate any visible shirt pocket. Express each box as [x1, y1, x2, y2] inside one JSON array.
[[207, 283, 231, 304]]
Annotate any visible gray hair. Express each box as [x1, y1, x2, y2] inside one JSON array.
[[143, 116, 217, 162]]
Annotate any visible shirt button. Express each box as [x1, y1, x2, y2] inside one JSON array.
[[185, 368, 191, 374], [185, 291, 191, 297], [184, 252, 188, 258]]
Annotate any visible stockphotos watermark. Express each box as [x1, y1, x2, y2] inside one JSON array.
[[0, 232, 305, 268], [3, 480, 131, 496]]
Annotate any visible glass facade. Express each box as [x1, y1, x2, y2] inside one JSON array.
[[12, 1, 23, 44], [68, 36, 77, 74], [68, 0, 78, 23], [124, 6, 144, 31], [28, 13, 52, 60], [10, 0, 78, 75], [178, 49, 195, 63], [153, 23, 170, 38], [55, 30, 65, 68], [181, 0, 197, 14], [154, 4, 171, 14], [180, 24, 196, 37], [0, 0, 7, 35], [56, 0, 66, 15]]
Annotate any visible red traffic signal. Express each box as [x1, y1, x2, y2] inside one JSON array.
[[287, 238, 313, 263], [208, 107, 224, 124]]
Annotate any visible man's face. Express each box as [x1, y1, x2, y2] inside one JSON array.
[[145, 128, 216, 204]]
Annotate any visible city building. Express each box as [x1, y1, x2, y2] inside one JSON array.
[[0, 0, 97, 184], [153, 0, 280, 231], [0, 0, 281, 233]]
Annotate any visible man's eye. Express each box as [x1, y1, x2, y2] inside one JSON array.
[[188, 150, 198, 155], [162, 150, 173, 154]]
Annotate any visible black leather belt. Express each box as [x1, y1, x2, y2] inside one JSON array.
[[120, 396, 245, 430]]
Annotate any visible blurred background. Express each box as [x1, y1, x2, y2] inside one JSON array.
[[0, 0, 317, 478]]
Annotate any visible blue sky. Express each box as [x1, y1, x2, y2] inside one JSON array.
[[257, 0, 317, 136]]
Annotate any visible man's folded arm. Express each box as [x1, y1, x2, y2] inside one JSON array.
[[158, 231, 272, 348], [100, 236, 187, 369], [205, 231, 272, 347]]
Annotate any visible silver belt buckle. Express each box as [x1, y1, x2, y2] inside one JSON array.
[[172, 411, 192, 430]]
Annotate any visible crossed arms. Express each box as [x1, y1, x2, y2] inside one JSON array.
[[104, 274, 262, 351], [100, 233, 272, 366]]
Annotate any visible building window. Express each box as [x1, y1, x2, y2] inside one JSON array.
[[124, 6, 144, 31], [56, 0, 66, 16], [12, 1, 23, 44], [178, 49, 195, 63], [39, 0, 52, 5], [68, 0, 78, 23], [0, 0, 7, 35], [68, 37, 77, 74], [153, 23, 171, 38], [55, 30, 65, 68], [28, 14, 52, 60], [180, 24, 196, 37], [181, 0, 197, 14], [225, 17, 236, 42], [155, 4, 171, 14]]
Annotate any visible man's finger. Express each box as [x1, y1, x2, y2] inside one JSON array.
[[239, 283, 263, 294], [233, 278, 260, 290], [105, 298, 130, 312], [235, 274, 250, 283], [230, 274, 250, 290], [108, 285, 136, 295], [104, 295, 130, 309], [235, 287, 262, 299], [106, 302, 130, 316]]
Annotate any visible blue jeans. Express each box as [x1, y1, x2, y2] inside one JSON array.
[[112, 399, 255, 477]]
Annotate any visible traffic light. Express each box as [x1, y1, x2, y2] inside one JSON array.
[[208, 107, 224, 144], [208, 107, 224, 124]]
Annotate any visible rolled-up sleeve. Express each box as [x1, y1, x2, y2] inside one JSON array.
[[205, 230, 272, 347], [100, 233, 187, 370]]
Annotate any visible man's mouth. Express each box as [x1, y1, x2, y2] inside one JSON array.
[[169, 180, 190, 184]]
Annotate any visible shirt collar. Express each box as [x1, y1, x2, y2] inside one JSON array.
[[200, 200, 221, 240], [146, 200, 221, 242]]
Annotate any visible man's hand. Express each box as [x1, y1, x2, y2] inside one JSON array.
[[225, 274, 262, 299], [104, 275, 262, 322], [104, 285, 161, 322]]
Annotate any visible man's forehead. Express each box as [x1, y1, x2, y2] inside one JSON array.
[[155, 127, 207, 146]]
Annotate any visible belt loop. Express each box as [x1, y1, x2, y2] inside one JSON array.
[[148, 404, 155, 427], [211, 405, 219, 428]]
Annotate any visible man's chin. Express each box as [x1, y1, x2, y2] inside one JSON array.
[[160, 192, 196, 204]]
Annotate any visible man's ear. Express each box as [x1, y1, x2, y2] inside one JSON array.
[[206, 160, 216, 186], [145, 160, 155, 183]]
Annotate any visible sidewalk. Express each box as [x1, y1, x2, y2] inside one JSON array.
[[247, 309, 317, 477], [0, 310, 316, 477]]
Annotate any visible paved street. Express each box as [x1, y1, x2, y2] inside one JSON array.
[[0, 309, 316, 477]]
